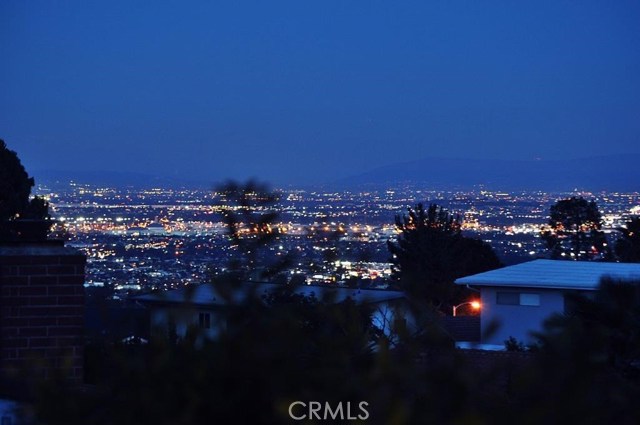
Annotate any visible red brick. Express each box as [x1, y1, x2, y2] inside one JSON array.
[[48, 285, 79, 295], [0, 286, 15, 297], [57, 295, 84, 305], [1, 327, 18, 337], [3, 296, 29, 307], [18, 306, 50, 316], [48, 327, 82, 337], [29, 317, 57, 326], [55, 276, 84, 285], [21, 306, 82, 317], [19, 286, 48, 296], [29, 337, 54, 348], [0, 255, 36, 265], [1, 317, 29, 327], [29, 276, 57, 286], [18, 327, 47, 337], [45, 347, 74, 358], [1, 276, 29, 286], [3, 338, 28, 348], [2, 348, 18, 359], [2, 306, 20, 317], [3, 255, 61, 265], [19, 348, 46, 358], [2, 246, 85, 381], [58, 316, 83, 326], [49, 306, 84, 316], [47, 265, 78, 275], [59, 256, 85, 265], [28, 296, 59, 306], [56, 336, 83, 347], [0, 265, 18, 276], [19, 265, 49, 275]]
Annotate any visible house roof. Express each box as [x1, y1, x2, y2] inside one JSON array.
[[135, 282, 405, 307], [455, 259, 640, 291]]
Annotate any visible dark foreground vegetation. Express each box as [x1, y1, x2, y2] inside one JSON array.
[[29, 277, 640, 425]]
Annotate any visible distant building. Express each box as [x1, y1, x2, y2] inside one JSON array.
[[127, 226, 145, 236], [455, 259, 640, 347], [146, 222, 167, 235], [127, 223, 167, 236], [135, 283, 406, 341], [0, 398, 19, 424]]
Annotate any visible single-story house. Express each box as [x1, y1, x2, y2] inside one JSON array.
[[135, 283, 406, 341], [455, 259, 640, 347]]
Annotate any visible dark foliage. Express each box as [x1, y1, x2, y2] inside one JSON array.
[[0, 139, 50, 240], [616, 217, 640, 263], [541, 196, 608, 260], [0, 139, 34, 221], [504, 336, 527, 352], [508, 279, 640, 424], [213, 180, 292, 284], [388, 203, 501, 312]]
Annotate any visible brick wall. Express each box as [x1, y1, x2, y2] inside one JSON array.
[[0, 241, 85, 385]]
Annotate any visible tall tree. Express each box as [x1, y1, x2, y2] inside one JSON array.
[[0, 139, 50, 240], [616, 217, 640, 263], [388, 203, 501, 312], [541, 196, 608, 260], [0, 138, 36, 220]]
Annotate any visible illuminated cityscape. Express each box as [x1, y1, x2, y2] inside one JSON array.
[[37, 182, 640, 297]]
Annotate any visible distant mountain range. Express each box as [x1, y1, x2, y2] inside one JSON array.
[[34, 154, 640, 192], [336, 154, 640, 191], [33, 169, 212, 189]]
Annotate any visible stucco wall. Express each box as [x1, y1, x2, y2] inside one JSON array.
[[480, 287, 565, 346], [150, 306, 224, 341]]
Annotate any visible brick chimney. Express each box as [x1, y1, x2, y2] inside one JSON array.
[[0, 240, 85, 389]]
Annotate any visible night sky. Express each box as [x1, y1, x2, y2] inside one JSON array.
[[1, 1, 639, 185]]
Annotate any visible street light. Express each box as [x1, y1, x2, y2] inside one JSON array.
[[452, 300, 481, 317]]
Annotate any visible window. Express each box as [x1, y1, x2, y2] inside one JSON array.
[[520, 293, 540, 306], [497, 292, 540, 306], [199, 312, 211, 329]]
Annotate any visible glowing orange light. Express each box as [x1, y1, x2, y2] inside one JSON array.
[[471, 301, 481, 310]]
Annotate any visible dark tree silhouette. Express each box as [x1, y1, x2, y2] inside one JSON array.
[[0, 139, 36, 220], [616, 217, 640, 263], [514, 279, 640, 423], [388, 203, 501, 312], [0, 139, 50, 240], [213, 180, 291, 284], [541, 196, 608, 260]]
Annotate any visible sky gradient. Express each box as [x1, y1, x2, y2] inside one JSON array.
[[1, 1, 640, 185]]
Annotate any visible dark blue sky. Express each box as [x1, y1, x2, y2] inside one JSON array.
[[2, 1, 639, 185]]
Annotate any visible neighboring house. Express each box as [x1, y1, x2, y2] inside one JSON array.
[[0, 399, 18, 425], [135, 283, 406, 341], [455, 259, 640, 347]]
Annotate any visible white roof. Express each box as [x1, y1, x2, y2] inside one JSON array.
[[135, 282, 405, 306], [455, 259, 640, 291]]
